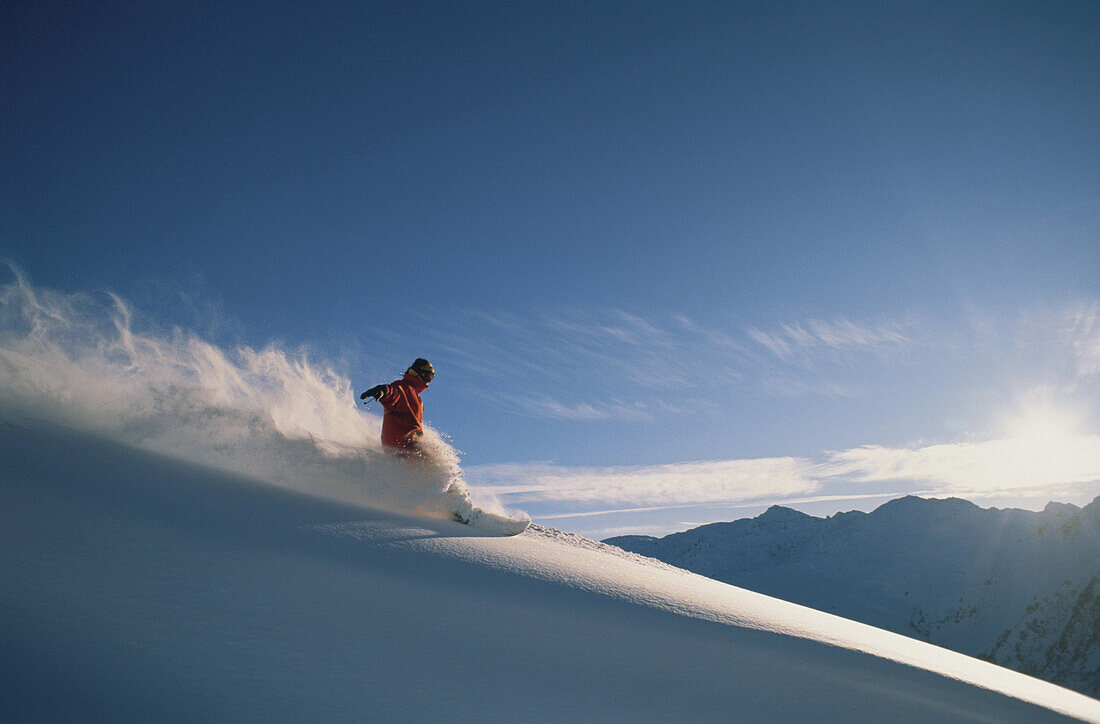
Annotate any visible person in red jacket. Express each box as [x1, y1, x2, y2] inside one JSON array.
[[361, 358, 435, 455]]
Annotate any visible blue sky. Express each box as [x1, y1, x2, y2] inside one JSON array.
[[3, 1, 1099, 537]]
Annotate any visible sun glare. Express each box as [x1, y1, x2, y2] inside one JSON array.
[[1005, 405, 1080, 445], [1001, 403, 1093, 487]]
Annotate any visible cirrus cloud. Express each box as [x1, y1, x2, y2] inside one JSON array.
[[467, 457, 822, 506], [469, 433, 1100, 514]]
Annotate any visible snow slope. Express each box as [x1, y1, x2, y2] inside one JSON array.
[[3, 419, 1099, 722], [606, 497, 1100, 698]]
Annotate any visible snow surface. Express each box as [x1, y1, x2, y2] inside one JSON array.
[[3, 419, 1099, 722]]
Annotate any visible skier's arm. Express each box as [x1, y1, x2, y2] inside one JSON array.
[[360, 384, 388, 403]]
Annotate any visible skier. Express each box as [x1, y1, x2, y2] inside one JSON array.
[[360, 358, 435, 456]]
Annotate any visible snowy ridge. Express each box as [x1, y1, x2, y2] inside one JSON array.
[[607, 496, 1100, 699]]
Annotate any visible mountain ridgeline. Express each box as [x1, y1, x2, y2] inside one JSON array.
[[605, 495, 1100, 698]]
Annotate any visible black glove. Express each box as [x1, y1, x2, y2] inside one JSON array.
[[360, 384, 387, 402]]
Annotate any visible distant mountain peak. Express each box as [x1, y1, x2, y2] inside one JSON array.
[[871, 495, 979, 516], [1043, 500, 1082, 515], [759, 504, 812, 521]]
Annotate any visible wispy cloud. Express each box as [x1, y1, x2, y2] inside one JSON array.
[[962, 301, 1100, 380], [383, 300, 1100, 434], [747, 318, 913, 365], [469, 433, 1100, 512], [468, 457, 822, 506], [822, 434, 1100, 492], [1064, 302, 1100, 380], [478, 393, 659, 422], [389, 307, 921, 421]]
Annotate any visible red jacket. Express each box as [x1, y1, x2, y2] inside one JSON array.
[[378, 372, 429, 450]]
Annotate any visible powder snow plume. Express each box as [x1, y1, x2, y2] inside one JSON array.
[[0, 266, 506, 522]]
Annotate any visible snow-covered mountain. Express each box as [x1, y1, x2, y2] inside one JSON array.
[[3, 420, 1100, 722], [606, 495, 1100, 700]]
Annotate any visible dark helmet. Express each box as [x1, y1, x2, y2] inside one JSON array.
[[410, 358, 435, 382]]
